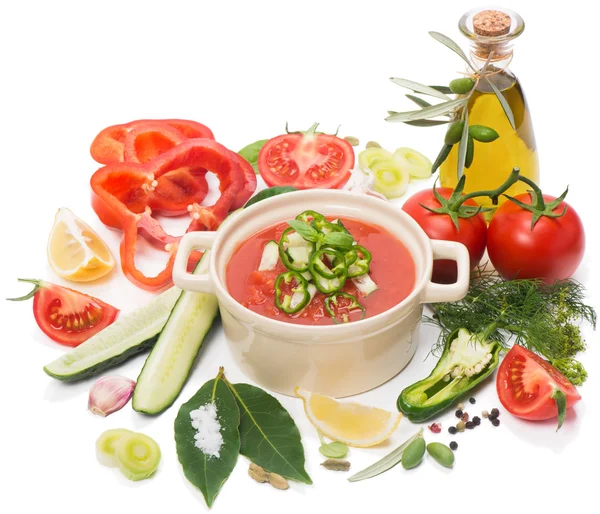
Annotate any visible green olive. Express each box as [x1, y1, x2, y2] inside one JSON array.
[[444, 121, 465, 145], [465, 135, 474, 168], [401, 437, 426, 469], [469, 125, 500, 142], [426, 442, 454, 468], [449, 78, 475, 95]]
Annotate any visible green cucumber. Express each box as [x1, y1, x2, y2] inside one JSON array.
[[132, 252, 219, 415], [43, 286, 182, 382]]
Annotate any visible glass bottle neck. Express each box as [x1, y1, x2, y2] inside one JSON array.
[[469, 41, 514, 72]]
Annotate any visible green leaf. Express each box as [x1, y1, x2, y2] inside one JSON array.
[[174, 372, 240, 508], [287, 219, 319, 243], [386, 98, 467, 123], [404, 119, 450, 127], [389, 78, 451, 100], [348, 429, 423, 482], [456, 110, 469, 179], [224, 380, 312, 484], [429, 85, 454, 95], [322, 231, 354, 250], [238, 139, 269, 174], [245, 186, 297, 208], [551, 388, 567, 431], [428, 31, 475, 71], [385, 98, 467, 123], [405, 94, 432, 109], [318, 432, 348, 458], [485, 77, 516, 130]]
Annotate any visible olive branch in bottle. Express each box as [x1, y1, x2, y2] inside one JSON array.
[[386, 31, 515, 178]]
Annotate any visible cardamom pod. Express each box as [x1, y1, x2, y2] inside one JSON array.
[[248, 463, 268, 483], [366, 141, 381, 149], [267, 472, 289, 490], [321, 459, 351, 471], [344, 136, 360, 146]]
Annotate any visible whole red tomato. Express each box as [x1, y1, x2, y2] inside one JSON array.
[[402, 187, 487, 284], [487, 187, 585, 283]]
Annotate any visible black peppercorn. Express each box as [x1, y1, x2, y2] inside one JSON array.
[[469, 397, 476, 404], [473, 416, 481, 426], [492, 418, 500, 427], [465, 421, 475, 429], [449, 441, 458, 451], [448, 426, 457, 435], [455, 409, 463, 418], [491, 408, 500, 417]]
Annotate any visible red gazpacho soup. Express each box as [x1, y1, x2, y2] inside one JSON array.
[[226, 211, 416, 325]]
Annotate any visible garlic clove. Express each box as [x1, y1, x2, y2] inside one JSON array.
[[88, 375, 135, 417]]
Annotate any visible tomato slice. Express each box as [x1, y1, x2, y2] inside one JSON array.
[[258, 132, 354, 189], [8, 279, 119, 347], [496, 345, 581, 423]]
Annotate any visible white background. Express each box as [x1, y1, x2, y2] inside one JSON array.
[[1, 1, 598, 513]]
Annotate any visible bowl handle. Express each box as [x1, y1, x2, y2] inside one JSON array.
[[421, 239, 470, 304], [172, 232, 216, 292]]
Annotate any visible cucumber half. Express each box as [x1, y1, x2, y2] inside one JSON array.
[[43, 286, 182, 382], [132, 252, 219, 415]]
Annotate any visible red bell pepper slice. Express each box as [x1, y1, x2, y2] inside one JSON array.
[[123, 122, 187, 164], [90, 119, 215, 165], [90, 138, 245, 290], [230, 151, 257, 209]]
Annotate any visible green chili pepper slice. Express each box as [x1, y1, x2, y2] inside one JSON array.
[[313, 270, 347, 294], [309, 248, 347, 280], [296, 210, 326, 224], [279, 227, 314, 272], [324, 292, 366, 324], [311, 218, 346, 235], [274, 271, 310, 314], [346, 245, 372, 278]]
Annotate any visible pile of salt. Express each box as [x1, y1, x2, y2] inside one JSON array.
[[190, 402, 223, 458]]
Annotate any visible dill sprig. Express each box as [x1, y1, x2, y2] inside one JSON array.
[[424, 266, 596, 385]]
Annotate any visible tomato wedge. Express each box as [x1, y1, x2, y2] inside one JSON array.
[[7, 279, 119, 347], [258, 124, 354, 189], [496, 345, 581, 430]]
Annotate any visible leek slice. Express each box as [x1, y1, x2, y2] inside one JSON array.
[[96, 429, 134, 468], [358, 147, 393, 169], [116, 432, 161, 481], [371, 160, 409, 199], [393, 147, 432, 179]]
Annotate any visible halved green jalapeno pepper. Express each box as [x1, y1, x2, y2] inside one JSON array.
[[397, 328, 502, 422], [344, 245, 371, 278], [309, 248, 347, 280], [274, 271, 310, 314], [324, 292, 366, 324], [279, 227, 314, 272]]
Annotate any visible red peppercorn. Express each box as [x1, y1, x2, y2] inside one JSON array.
[[428, 423, 442, 434], [461, 412, 469, 422]]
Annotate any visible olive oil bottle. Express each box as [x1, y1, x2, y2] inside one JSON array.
[[440, 8, 539, 210]]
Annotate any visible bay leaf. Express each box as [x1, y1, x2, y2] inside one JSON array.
[[174, 372, 240, 508], [224, 379, 312, 484]]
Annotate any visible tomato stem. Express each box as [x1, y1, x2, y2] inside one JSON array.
[[6, 278, 43, 302], [449, 167, 521, 211], [505, 176, 569, 229]]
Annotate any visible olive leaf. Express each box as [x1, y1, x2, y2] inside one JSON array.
[[385, 98, 467, 123], [456, 110, 469, 179], [238, 139, 269, 173], [429, 31, 476, 71], [485, 77, 516, 130], [429, 85, 454, 95], [405, 119, 451, 127], [222, 377, 312, 484], [174, 370, 240, 508], [389, 78, 451, 101], [405, 94, 432, 109]]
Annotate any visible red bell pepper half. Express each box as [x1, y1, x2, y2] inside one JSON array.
[[91, 138, 246, 290]]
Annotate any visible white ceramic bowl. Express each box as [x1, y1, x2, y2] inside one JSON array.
[[172, 189, 469, 397]]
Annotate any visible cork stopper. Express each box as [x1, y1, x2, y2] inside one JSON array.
[[473, 10, 511, 37]]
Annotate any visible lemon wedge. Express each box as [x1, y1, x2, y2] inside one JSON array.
[[47, 207, 115, 282], [294, 387, 402, 447]]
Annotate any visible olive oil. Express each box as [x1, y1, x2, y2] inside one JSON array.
[[440, 73, 539, 209], [440, 8, 539, 211]]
